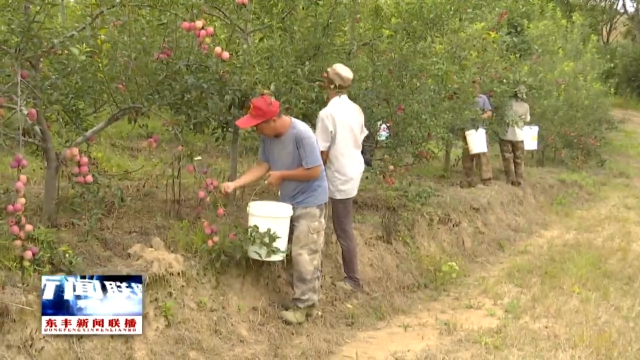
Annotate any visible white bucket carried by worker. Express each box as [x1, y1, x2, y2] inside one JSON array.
[[246, 201, 293, 261], [523, 125, 539, 150], [464, 128, 488, 154]]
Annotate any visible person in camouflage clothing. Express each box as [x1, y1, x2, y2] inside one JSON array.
[[499, 85, 530, 186]]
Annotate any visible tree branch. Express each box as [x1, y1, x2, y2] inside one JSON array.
[[127, 4, 186, 19], [0, 128, 42, 147], [18, 78, 43, 100], [202, 6, 244, 33], [30, 4, 122, 59], [0, 103, 19, 111], [69, 105, 145, 147], [204, 4, 233, 23], [33, 106, 54, 154], [0, 83, 40, 139], [359, 35, 385, 48], [247, 6, 296, 35], [306, 3, 338, 63], [2, 80, 16, 92], [1, 103, 44, 139]]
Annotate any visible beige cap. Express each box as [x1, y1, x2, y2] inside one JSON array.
[[326, 63, 354, 88], [515, 85, 527, 99]]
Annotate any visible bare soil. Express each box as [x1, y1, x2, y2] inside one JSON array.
[[1, 110, 638, 360]]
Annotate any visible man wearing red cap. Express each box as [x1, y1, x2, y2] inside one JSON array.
[[220, 94, 328, 325]]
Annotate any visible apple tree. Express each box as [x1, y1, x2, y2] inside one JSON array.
[[109, 0, 350, 182], [344, 0, 614, 170], [0, 0, 168, 225]]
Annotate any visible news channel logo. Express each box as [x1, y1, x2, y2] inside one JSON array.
[[41, 275, 144, 335]]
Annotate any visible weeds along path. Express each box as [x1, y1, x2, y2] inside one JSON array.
[[332, 109, 640, 360]]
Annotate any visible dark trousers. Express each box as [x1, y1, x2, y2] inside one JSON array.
[[330, 197, 361, 287], [499, 139, 525, 185]]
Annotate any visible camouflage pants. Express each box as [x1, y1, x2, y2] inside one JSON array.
[[289, 204, 326, 308], [499, 139, 525, 185], [461, 133, 493, 185]]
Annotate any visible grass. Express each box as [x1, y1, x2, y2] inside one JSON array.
[[2, 109, 640, 359], [453, 190, 640, 359], [611, 96, 640, 111], [333, 109, 640, 360]]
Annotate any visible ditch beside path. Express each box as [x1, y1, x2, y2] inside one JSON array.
[[332, 109, 640, 360]]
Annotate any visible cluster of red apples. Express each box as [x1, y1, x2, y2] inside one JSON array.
[[179, 20, 230, 60]]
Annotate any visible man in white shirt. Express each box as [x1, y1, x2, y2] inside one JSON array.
[[315, 64, 368, 291]]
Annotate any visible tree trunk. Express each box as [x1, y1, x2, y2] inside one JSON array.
[[228, 124, 239, 182], [443, 138, 453, 174], [536, 146, 546, 167], [42, 154, 59, 226]]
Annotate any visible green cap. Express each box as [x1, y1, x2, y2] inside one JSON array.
[[515, 85, 527, 99]]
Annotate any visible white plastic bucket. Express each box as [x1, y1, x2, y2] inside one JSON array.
[[523, 126, 539, 150], [465, 128, 488, 154], [246, 201, 293, 261]]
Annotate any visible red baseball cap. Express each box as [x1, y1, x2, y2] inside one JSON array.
[[235, 95, 280, 129]]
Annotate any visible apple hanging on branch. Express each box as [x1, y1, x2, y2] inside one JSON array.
[[179, 19, 231, 61]]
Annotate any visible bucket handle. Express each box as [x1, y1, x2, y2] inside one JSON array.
[[250, 183, 265, 202]]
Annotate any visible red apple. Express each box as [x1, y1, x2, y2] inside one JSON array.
[[26, 108, 37, 121]]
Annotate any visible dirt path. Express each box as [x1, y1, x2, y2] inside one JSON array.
[[332, 110, 640, 360]]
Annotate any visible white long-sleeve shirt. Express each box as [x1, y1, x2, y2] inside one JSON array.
[[315, 95, 368, 199]]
